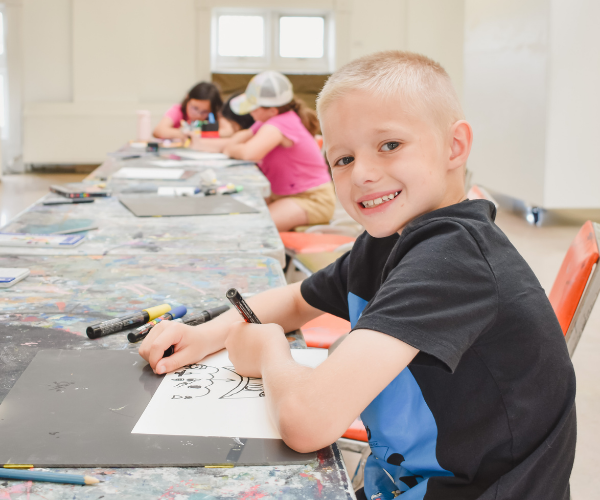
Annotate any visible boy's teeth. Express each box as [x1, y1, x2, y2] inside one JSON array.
[[361, 191, 399, 208]]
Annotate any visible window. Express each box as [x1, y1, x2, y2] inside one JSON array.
[[211, 9, 333, 74]]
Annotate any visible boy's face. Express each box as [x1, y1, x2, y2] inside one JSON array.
[[322, 90, 466, 238]]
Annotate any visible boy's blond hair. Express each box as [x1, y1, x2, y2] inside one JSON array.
[[317, 51, 464, 132]]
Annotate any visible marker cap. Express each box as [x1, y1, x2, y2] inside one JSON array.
[[144, 304, 171, 320], [169, 305, 187, 320]]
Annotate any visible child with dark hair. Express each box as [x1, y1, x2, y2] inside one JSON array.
[[221, 93, 255, 132], [153, 82, 233, 140]]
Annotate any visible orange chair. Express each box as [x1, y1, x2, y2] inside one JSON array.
[[279, 232, 356, 255], [549, 220, 600, 356], [301, 314, 350, 349]]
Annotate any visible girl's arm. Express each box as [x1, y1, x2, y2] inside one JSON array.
[[224, 124, 283, 161], [191, 129, 253, 153], [153, 115, 188, 140], [138, 282, 323, 375]]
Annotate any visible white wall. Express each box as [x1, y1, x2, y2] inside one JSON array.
[[15, 0, 465, 166], [465, 0, 600, 209], [464, 0, 550, 206], [544, 0, 600, 209]]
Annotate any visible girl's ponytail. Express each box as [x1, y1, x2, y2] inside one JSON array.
[[276, 97, 321, 136]]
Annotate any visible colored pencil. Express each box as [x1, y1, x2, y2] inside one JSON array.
[[0, 468, 99, 485]]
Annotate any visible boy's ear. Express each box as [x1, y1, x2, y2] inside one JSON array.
[[448, 120, 473, 171]]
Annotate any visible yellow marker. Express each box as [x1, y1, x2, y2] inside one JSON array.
[[3, 465, 34, 469], [145, 304, 171, 321], [204, 465, 234, 468]]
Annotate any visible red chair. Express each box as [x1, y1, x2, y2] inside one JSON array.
[[549, 220, 600, 356]]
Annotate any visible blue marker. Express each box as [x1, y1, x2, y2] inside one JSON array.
[[127, 305, 187, 343]]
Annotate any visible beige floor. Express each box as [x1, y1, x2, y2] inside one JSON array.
[[0, 173, 598, 497]]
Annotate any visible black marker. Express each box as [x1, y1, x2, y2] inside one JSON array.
[[43, 198, 95, 205], [162, 305, 231, 357], [226, 288, 261, 324], [86, 304, 171, 339]]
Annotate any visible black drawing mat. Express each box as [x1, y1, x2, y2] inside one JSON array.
[[118, 194, 259, 217], [0, 350, 315, 467]]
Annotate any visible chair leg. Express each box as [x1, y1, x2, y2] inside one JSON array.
[[351, 444, 371, 491]]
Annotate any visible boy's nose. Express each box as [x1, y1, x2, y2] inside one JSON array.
[[351, 158, 382, 186]]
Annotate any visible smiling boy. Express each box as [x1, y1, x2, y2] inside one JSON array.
[[140, 51, 576, 499]]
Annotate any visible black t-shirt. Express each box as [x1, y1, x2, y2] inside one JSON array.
[[301, 200, 576, 500]]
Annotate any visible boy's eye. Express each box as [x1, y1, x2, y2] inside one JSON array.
[[334, 156, 354, 167], [381, 141, 400, 152]]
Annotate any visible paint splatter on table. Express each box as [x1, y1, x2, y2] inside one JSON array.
[[0, 195, 284, 266], [0, 253, 296, 345], [0, 447, 354, 500]]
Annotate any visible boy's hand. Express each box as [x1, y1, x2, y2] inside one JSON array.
[[139, 320, 223, 375], [224, 321, 289, 378]]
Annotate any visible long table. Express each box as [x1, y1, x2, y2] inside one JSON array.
[[0, 153, 355, 500]]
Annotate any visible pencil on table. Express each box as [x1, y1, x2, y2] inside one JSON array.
[[0, 468, 99, 485]]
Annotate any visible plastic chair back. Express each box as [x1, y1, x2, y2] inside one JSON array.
[[549, 221, 600, 356]]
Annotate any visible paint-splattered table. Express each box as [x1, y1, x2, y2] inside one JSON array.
[[0, 448, 353, 500], [0, 253, 355, 499], [0, 185, 284, 266]]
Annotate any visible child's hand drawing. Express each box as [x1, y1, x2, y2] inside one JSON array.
[[224, 321, 288, 378]]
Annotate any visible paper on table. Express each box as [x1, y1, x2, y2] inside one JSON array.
[[132, 348, 328, 440], [174, 151, 229, 161], [150, 160, 208, 168], [112, 167, 185, 180]]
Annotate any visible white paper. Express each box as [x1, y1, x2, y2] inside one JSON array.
[[150, 160, 187, 168], [132, 348, 328, 439], [174, 151, 229, 161], [112, 167, 185, 180], [150, 160, 207, 168]]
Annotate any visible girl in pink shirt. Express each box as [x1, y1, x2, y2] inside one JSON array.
[[154, 82, 233, 140], [196, 71, 335, 231]]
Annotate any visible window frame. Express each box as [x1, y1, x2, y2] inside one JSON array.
[[211, 8, 334, 75]]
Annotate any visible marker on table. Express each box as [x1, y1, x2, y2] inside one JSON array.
[[162, 305, 231, 358], [0, 468, 99, 486], [43, 198, 95, 205], [226, 288, 261, 324], [86, 304, 171, 339], [127, 305, 188, 343]]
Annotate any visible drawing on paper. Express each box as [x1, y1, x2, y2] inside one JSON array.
[[170, 363, 265, 400]]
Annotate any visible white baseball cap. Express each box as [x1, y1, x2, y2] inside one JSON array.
[[230, 71, 294, 115]]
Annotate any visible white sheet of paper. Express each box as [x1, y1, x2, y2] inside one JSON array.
[[132, 348, 328, 439], [150, 160, 187, 168], [113, 167, 185, 180], [174, 151, 229, 161], [150, 160, 207, 168]]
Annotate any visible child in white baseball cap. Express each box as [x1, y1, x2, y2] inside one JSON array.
[[197, 71, 335, 231]]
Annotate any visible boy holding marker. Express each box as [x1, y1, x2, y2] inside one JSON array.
[[140, 51, 576, 499]]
